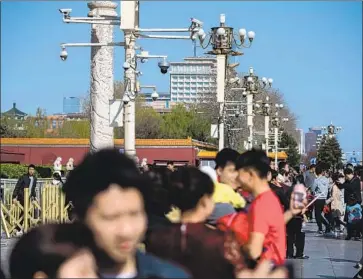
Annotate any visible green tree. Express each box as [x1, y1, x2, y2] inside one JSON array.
[[280, 131, 301, 167], [158, 104, 210, 141], [24, 107, 48, 138], [317, 135, 342, 170], [59, 121, 90, 138]]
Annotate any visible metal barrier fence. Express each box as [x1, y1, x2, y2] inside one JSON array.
[[1, 185, 71, 238]]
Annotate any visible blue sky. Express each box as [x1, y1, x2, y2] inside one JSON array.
[[1, 1, 362, 155]]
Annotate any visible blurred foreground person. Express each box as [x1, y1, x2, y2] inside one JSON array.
[[62, 149, 189, 278], [147, 167, 244, 279], [10, 223, 98, 279]]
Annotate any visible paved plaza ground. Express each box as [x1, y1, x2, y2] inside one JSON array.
[[1, 223, 361, 278]]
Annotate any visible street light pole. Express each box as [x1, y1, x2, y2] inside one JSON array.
[[265, 114, 270, 153], [124, 32, 137, 156], [216, 55, 226, 151], [195, 14, 255, 151], [246, 93, 254, 150], [274, 126, 279, 167]]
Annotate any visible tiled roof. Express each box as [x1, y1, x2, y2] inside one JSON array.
[[2, 103, 27, 117], [1, 137, 217, 149]]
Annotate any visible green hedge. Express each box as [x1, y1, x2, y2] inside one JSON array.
[[0, 164, 55, 179]]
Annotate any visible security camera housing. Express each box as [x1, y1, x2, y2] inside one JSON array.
[[59, 9, 72, 17], [158, 60, 170, 75], [123, 62, 130, 71], [60, 49, 68, 61]]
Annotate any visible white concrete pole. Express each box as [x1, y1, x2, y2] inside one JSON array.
[[264, 115, 269, 153], [88, 1, 117, 153], [216, 54, 226, 151], [123, 32, 137, 157], [274, 126, 279, 167], [247, 93, 254, 150]]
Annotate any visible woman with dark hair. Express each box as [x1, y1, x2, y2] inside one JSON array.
[[326, 172, 345, 233], [143, 168, 174, 248], [9, 223, 98, 279], [286, 175, 309, 259], [146, 167, 245, 279]]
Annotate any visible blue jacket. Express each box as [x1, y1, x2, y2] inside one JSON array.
[[100, 250, 191, 278]]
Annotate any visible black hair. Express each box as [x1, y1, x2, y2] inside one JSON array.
[[62, 148, 145, 220], [271, 169, 279, 180], [167, 161, 174, 166], [28, 164, 35, 169], [332, 172, 344, 183], [346, 163, 354, 168], [143, 168, 173, 216], [214, 148, 240, 169], [278, 161, 288, 170], [315, 163, 326, 176], [344, 168, 354, 175], [235, 149, 270, 179], [279, 169, 288, 176], [169, 167, 214, 212], [10, 223, 97, 279], [294, 174, 305, 186], [309, 164, 316, 170]]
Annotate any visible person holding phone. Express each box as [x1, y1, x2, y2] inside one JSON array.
[[285, 175, 309, 259]]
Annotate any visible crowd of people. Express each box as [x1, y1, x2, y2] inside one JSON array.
[[3, 147, 363, 279]]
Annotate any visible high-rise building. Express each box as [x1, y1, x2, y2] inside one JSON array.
[[296, 128, 305, 155], [305, 127, 322, 154], [169, 57, 217, 103], [63, 97, 81, 114]]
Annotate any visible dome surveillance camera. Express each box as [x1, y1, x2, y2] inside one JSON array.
[[122, 94, 130, 105], [123, 61, 130, 71], [158, 59, 170, 74], [60, 48, 68, 61], [151, 91, 159, 101], [235, 112, 240, 118]]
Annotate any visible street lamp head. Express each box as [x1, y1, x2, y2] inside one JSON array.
[[220, 14, 226, 25], [247, 31, 255, 42], [198, 28, 206, 43], [216, 27, 226, 36], [279, 104, 284, 108], [249, 67, 254, 75], [60, 47, 68, 61], [268, 78, 273, 85], [283, 118, 289, 122], [151, 90, 159, 101], [261, 77, 267, 84], [264, 103, 270, 108], [238, 28, 247, 40]]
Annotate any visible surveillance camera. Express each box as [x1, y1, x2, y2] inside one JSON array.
[[59, 8, 72, 17], [140, 58, 148, 63], [235, 112, 240, 118], [190, 18, 203, 27], [60, 48, 68, 61], [123, 61, 130, 71], [158, 59, 170, 74], [151, 91, 159, 101], [122, 94, 130, 105]]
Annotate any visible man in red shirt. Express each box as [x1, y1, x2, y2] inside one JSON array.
[[235, 149, 304, 266]]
